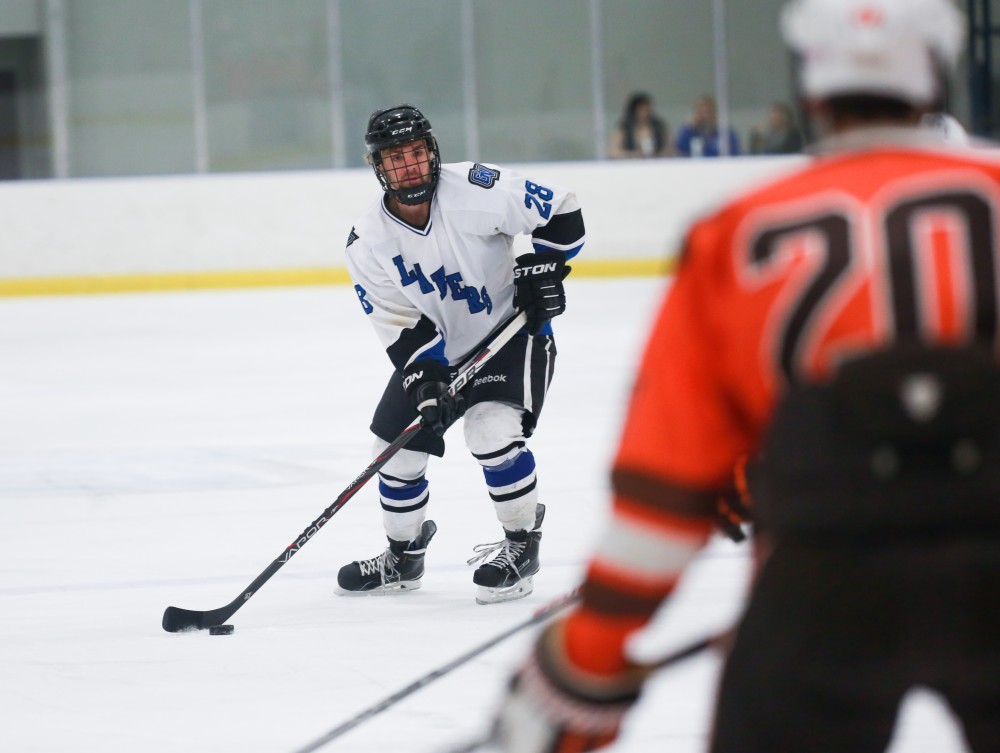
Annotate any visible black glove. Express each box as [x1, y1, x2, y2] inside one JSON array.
[[491, 622, 645, 753], [402, 359, 466, 437], [513, 250, 571, 334]]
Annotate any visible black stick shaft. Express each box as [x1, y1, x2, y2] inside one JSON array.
[[289, 588, 582, 753], [162, 312, 528, 633], [161, 424, 423, 631]]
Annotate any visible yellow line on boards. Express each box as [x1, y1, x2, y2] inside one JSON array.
[[0, 269, 353, 297], [571, 258, 674, 278], [0, 258, 675, 298]]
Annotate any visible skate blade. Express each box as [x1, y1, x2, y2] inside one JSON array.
[[475, 576, 534, 605], [335, 580, 422, 596]]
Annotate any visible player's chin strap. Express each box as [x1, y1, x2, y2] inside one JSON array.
[[161, 312, 529, 634]]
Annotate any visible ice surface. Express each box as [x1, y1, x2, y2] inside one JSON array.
[[0, 278, 969, 752]]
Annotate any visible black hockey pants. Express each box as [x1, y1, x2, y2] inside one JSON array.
[[709, 533, 1000, 752]]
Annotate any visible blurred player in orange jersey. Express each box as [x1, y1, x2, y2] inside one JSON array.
[[490, 0, 1000, 751]]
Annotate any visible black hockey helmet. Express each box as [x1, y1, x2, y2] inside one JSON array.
[[365, 104, 441, 206]]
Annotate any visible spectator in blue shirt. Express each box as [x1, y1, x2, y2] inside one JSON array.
[[675, 95, 741, 157]]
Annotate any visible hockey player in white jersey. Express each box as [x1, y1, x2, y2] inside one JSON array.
[[336, 104, 585, 604]]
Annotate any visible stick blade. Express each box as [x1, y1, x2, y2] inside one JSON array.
[[163, 602, 237, 632], [162, 606, 208, 633]]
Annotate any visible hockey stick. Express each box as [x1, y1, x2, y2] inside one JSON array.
[[442, 631, 726, 753], [288, 588, 582, 753], [162, 311, 529, 633]]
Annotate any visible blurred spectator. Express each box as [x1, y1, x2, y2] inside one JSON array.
[[675, 94, 741, 157], [607, 92, 672, 158], [749, 101, 804, 155]]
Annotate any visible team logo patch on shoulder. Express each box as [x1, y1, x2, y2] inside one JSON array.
[[468, 163, 500, 189], [346, 226, 360, 247]]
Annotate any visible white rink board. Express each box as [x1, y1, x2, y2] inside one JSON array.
[[0, 157, 805, 279]]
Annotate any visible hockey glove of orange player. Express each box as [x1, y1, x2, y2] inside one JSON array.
[[402, 359, 466, 437], [492, 622, 645, 753], [513, 250, 571, 334]]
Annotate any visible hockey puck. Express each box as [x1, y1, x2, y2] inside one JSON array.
[[208, 624, 234, 636]]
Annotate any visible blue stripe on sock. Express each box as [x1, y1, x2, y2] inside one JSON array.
[[378, 478, 429, 501], [483, 450, 535, 489]]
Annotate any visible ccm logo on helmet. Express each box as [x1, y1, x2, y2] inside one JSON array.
[[513, 262, 558, 279], [391, 127, 414, 136]]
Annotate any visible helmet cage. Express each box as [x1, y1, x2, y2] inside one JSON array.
[[365, 105, 441, 206]]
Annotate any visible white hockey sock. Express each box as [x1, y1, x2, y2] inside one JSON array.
[[373, 438, 430, 543], [379, 475, 429, 543], [482, 449, 538, 532]]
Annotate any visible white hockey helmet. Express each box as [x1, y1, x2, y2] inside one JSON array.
[[781, 0, 966, 107]]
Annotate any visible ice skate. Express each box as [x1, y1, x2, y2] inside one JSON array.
[[468, 505, 544, 605], [336, 519, 436, 595]]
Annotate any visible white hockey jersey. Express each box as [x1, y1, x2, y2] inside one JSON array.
[[345, 161, 585, 370]]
